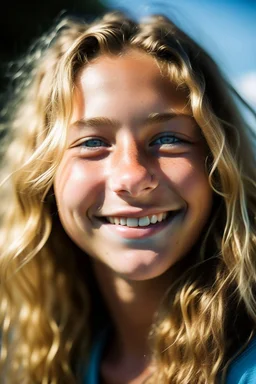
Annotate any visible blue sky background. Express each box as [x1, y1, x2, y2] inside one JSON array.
[[102, 0, 256, 109]]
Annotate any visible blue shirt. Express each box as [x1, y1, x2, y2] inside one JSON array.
[[84, 328, 109, 384], [84, 332, 256, 384], [226, 337, 256, 384]]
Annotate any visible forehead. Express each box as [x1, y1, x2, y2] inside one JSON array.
[[72, 50, 190, 122]]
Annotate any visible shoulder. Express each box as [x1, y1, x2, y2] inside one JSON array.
[[225, 337, 256, 384]]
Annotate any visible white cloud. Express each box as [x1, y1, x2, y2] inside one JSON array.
[[236, 72, 256, 107]]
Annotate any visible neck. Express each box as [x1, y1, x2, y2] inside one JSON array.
[[92, 261, 172, 359]]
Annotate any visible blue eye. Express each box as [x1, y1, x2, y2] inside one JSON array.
[[151, 135, 182, 146], [81, 138, 107, 147]]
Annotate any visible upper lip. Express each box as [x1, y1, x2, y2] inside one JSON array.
[[96, 207, 183, 218]]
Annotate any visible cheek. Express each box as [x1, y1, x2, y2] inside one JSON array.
[[161, 156, 211, 204], [54, 159, 105, 211]]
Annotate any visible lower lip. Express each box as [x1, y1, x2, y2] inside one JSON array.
[[99, 212, 181, 239]]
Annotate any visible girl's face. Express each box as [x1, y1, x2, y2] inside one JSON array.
[[54, 50, 213, 280]]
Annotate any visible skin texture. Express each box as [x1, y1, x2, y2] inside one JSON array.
[[54, 50, 213, 282], [54, 50, 213, 383]]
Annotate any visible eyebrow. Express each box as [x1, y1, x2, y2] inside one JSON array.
[[71, 111, 192, 129]]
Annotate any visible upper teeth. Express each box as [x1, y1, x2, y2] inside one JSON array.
[[106, 212, 168, 227]]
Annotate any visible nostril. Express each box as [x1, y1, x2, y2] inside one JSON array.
[[109, 168, 158, 196]]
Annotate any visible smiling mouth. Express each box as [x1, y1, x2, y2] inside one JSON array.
[[101, 211, 180, 228]]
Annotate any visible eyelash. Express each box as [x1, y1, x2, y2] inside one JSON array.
[[80, 138, 108, 148], [150, 134, 184, 146], [79, 134, 186, 149]]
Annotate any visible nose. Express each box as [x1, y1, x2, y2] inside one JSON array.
[[108, 142, 158, 197]]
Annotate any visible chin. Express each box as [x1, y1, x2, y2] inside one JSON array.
[[104, 251, 179, 281]]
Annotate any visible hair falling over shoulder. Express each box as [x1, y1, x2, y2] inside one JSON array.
[[0, 11, 255, 384]]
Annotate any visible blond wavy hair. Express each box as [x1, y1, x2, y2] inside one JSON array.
[[0, 11, 256, 384]]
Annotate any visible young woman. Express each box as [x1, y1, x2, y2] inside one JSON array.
[[0, 11, 256, 384]]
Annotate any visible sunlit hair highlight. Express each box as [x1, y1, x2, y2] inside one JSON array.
[[0, 11, 255, 383]]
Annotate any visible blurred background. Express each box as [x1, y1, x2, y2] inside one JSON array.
[[0, 0, 255, 110]]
